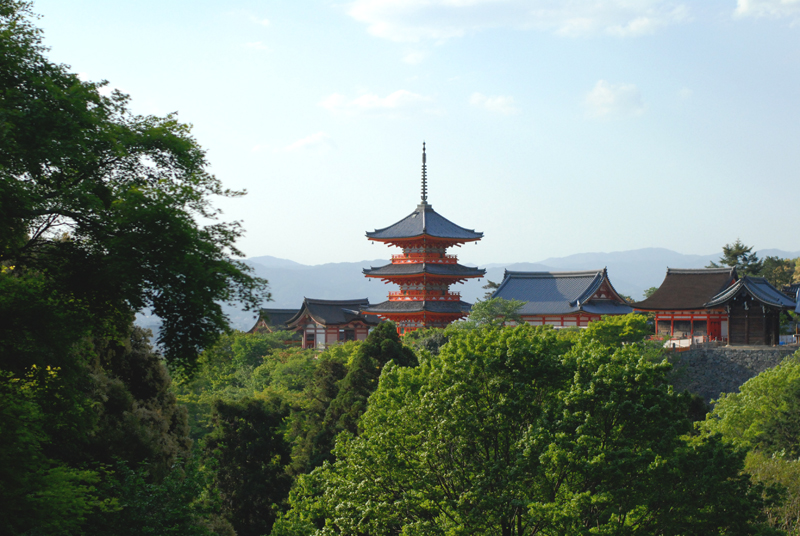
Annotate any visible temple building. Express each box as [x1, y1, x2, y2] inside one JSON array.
[[362, 144, 485, 333], [285, 298, 380, 349], [492, 269, 633, 327], [704, 276, 795, 346], [633, 268, 737, 341], [633, 267, 796, 345], [248, 308, 300, 333]]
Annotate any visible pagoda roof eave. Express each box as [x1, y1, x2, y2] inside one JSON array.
[[365, 203, 483, 242], [363, 262, 486, 279]]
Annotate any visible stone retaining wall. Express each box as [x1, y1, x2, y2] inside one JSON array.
[[668, 346, 799, 402]]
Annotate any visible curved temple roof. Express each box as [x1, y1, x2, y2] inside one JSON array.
[[363, 262, 486, 279], [366, 202, 483, 242], [363, 300, 472, 315], [633, 268, 737, 311], [705, 276, 797, 309], [286, 298, 380, 327], [492, 269, 633, 316]]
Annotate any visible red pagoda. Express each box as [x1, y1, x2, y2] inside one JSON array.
[[362, 144, 485, 334]]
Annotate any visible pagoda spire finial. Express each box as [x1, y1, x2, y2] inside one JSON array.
[[420, 142, 428, 204]]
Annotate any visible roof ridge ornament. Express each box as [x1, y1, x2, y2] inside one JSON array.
[[420, 142, 429, 207]]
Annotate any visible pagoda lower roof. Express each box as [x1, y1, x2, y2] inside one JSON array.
[[363, 262, 485, 278], [366, 202, 483, 242], [363, 300, 472, 315]]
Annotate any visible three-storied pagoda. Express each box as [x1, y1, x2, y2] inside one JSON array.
[[362, 144, 485, 334]]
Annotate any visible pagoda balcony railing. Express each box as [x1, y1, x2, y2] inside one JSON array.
[[391, 253, 457, 264], [388, 290, 461, 301]]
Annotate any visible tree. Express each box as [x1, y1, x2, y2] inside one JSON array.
[[482, 279, 500, 300], [204, 395, 293, 536], [702, 352, 800, 534], [643, 286, 659, 299], [0, 0, 268, 371], [452, 297, 525, 330], [762, 256, 797, 289], [708, 239, 764, 277], [277, 323, 776, 535]]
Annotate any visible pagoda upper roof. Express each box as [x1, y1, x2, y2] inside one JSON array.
[[492, 269, 633, 316], [363, 262, 486, 279], [705, 276, 796, 309], [632, 267, 737, 311], [363, 300, 472, 315], [286, 298, 381, 327], [366, 201, 483, 242]]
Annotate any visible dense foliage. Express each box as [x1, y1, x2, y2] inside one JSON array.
[[274, 319, 778, 536], [703, 354, 800, 535]]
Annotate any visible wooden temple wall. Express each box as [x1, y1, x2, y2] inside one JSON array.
[[728, 304, 781, 346]]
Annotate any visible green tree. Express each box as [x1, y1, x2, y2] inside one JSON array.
[[708, 239, 764, 277], [0, 0, 268, 371], [702, 352, 800, 535], [205, 395, 293, 536], [277, 324, 777, 535], [643, 286, 659, 299], [581, 312, 650, 346], [482, 279, 501, 300], [0, 370, 104, 535], [453, 297, 525, 330], [762, 256, 797, 289]]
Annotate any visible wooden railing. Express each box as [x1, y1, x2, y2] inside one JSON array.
[[391, 253, 457, 264], [388, 290, 461, 301]]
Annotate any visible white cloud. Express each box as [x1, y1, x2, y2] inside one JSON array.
[[250, 16, 270, 26], [402, 50, 429, 64], [245, 41, 270, 51], [469, 92, 520, 115], [319, 89, 433, 114], [735, 0, 800, 19], [347, 0, 690, 42], [678, 87, 692, 100], [584, 80, 644, 118], [277, 132, 335, 152]]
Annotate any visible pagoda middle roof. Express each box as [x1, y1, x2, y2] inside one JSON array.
[[363, 262, 486, 278], [632, 267, 737, 311], [366, 202, 483, 242], [492, 269, 633, 316], [705, 276, 797, 309], [363, 300, 472, 315]]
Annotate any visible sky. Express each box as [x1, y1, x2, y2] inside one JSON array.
[[32, 0, 800, 267]]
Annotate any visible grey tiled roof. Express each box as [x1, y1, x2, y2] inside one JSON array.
[[705, 276, 797, 309], [632, 268, 737, 310], [287, 298, 381, 327], [259, 309, 300, 327], [366, 202, 483, 241], [363, 300, 472, 314], [492, 269, 632, 316], [363, 263, 485, 278]]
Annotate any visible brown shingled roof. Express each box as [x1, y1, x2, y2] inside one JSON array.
[[632, 267, 737, 310]]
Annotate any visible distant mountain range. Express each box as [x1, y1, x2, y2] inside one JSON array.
[[137, 248, 800, 333]]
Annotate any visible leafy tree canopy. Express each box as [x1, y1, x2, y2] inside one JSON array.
[[761, 256, 798, 289], [276, 323, 775, 536], [452, 297, 525, 330], [0, 0, 268, 371], [708, 239, 764, 277]]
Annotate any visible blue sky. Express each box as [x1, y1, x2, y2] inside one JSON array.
[[33, 0, 800, 266]]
